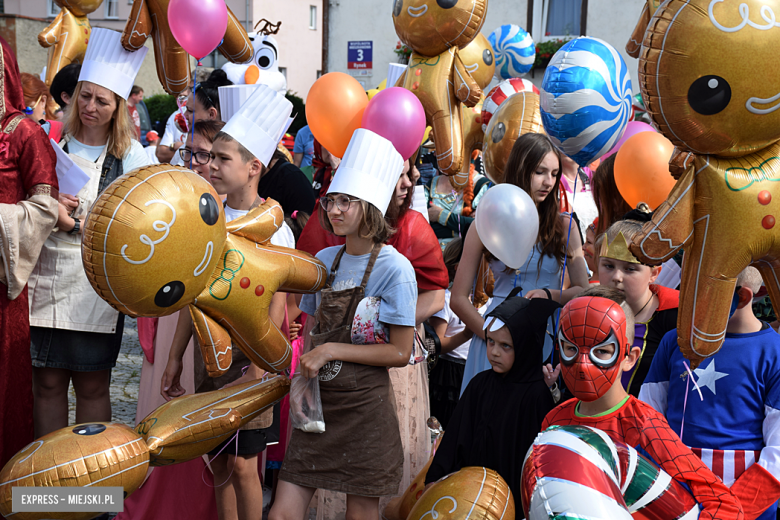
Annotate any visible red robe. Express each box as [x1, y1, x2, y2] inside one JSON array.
[[297, 206, 448, 291], [0, 38, 58, 467], [543, 396, 745, 520]]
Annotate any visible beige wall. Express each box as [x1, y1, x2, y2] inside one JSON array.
[[2, 0, 257, 96], [327, 0, 645, 92], [251, 0, 322, 99], [1, 14, 169, 97]]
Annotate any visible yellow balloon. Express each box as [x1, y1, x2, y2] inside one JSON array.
[[0, 423, 150, 520], [82, 165, 327, 377], [483, 92, 544, 184], [459, 33, 496, 91], [137, 376, 290, 466], [378, 78, 388, 90], [393, 0, 487, 177], [367, 88, 381, 101], [407, 467, 515, 520], [421, 126, 431, 146], [38, 1, 102, 86]]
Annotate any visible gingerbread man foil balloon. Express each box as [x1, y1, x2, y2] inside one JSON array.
[[38, 0, 102, 86], [82, 165, 326, 376], [629, 0, 780, 366], [625, 0, 663, 58], [121, 0, 253, 94], [392, 0, 487, 176]]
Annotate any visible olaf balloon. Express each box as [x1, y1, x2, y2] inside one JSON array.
[[222, 19, 287, 93]]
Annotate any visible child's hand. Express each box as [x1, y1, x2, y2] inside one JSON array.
[[161, 359, 186, 401], [299, 344, 334, 379], [525, 289, 550, 299], [543, 363, 561, 388], [289, 321, 302, 341]]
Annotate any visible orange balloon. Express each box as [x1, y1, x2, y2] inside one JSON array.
[[614, 131, 676, 210], [306, 72, 368, 158]]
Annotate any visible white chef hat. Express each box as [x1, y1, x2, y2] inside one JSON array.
[[327, 129, 404, 215], [218, 84, 261, 122], [221, 84, 294, 166], [78, 28, 148, 100]]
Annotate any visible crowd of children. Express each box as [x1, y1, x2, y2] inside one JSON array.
[[3, 25, 780, 520]]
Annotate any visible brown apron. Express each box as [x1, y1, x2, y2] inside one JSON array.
[[280, 244, 404, 497]]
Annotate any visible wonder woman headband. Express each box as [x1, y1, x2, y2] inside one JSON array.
[[599, 231, 640, 264]]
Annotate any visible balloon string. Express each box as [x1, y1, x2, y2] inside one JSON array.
[[550, 172, 578, 365], [202, 429, 240, 488], [200, 363, 251, 488], [680, 360, 704, 442], [189, 63, 197, 170]]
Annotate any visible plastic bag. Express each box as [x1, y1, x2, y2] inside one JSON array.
[[289, 321, 325, 433], [289, 372, 325, 433]]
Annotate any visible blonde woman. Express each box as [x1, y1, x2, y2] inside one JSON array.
[[28, 61, 151, 437]]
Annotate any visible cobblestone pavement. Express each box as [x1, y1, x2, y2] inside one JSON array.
[[67, 317, 142, 427]]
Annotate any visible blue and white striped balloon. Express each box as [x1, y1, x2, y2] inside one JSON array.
[[540, 37, 632, 167], [488, 24, 536, 79]]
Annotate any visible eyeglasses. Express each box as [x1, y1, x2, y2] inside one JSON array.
[[193, 82, 215, 108], [320, 194, 361, 213], [179, 147, 213, 166]]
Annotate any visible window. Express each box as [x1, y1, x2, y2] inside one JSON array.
[[105, 0, 119, 19], [47, 0, 60, 17], [309, 5, 317, 30], [201, 50, 229, 70], [530, 0, 587, 41], [0, 0, 4, 14], [316, 70, 322, 79]]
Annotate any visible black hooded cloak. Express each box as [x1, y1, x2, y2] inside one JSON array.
[[424, 292, 561, 509]]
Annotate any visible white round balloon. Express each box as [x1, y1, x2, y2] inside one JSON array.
[[475, 184, 538, 269]]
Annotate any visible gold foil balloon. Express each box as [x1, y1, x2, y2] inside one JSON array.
[[459, 33, 496, 91], [625, 0, 663, 58], [451, 96, 485, 189], [82, 165, 327, 376], [393, 0, 487, 176], [38, 1, 102, 86], [0, 423, 149, 520], [408, 467, 515, 520], [122, 0, 253, 94], [483, 91, 544, 184], [136, 375, 289, 466], [630, 0, 780, 366], [384, 433, 444, 520], [393, 0, 487, 57]]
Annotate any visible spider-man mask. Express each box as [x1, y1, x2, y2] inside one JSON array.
[[557, 296, 630, 402]]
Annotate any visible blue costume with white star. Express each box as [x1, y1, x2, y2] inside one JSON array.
[[640, 327, 780, 520]]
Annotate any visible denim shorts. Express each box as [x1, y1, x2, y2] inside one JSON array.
[[30, 314, 125, 372]]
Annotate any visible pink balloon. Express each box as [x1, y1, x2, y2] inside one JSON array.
[[168, 0, 228, 60], [361, 87, 426, 160], [601, 121, 656, 159]]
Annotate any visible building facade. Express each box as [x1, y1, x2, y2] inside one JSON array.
[[1, 0, 322, 98], [325, 0, 645, 94]]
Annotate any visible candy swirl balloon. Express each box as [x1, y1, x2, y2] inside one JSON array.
[[488, 24, 536, 79], [540, 37, 632, 167], [482, 78, 540, 133]]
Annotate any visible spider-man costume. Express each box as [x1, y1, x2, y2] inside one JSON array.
[[543, 296, 744, 520]]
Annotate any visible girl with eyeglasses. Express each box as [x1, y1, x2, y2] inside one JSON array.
[[178, 119, 225, 182], [296, 155, 449, 517], [271, 129, 417, 520]]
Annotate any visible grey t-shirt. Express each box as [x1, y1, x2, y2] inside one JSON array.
[[300, 245, 417, 327]]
